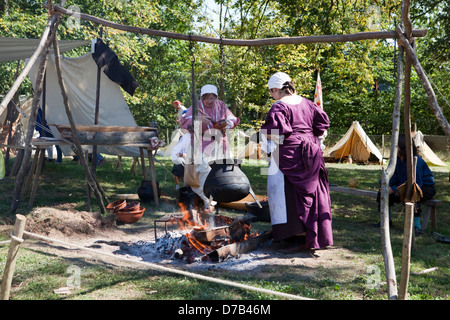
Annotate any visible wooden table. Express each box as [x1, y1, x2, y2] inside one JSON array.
[[27, 139, 159, 208]]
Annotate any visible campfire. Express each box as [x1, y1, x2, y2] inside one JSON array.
[[152, 187, 271, 264]]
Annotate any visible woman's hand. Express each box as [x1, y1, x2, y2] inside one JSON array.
[[212, 119, 228, 130], [200, 114, 212, 125]]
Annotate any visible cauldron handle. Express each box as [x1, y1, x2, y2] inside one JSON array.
[[249, 187, 262, 208]]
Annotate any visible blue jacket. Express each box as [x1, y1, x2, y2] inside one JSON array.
[[389, 155, 435, 194]]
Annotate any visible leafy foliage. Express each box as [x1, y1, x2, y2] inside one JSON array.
[[0, 0, 448, 138]]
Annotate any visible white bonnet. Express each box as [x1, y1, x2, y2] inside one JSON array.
[[268, 72, 292, 89], [200, 84, 218, 97]]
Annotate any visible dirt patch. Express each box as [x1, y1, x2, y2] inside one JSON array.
[[26, 206, 116, 239], [16, 206, 363, 267], [1, 205, 370, 299]]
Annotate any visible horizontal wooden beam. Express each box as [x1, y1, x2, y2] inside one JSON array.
[[49, 124, 158, 132], [60, 131, 158, 145], [51, 4, 427, 47], [329, 186, 378, 198]]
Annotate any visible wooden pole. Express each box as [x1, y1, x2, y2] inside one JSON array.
[[395, 26, 450, 137], [48, 4, 427, 47], [147, 149, 159, 205], [5, 61, 22, 168], [0, 18, 55, 116], [10, 15, 60, 214], [51, 27, 107, 214], [28, 148, 46, 208], [398, 0, 414, 301], [402, 0, 414, 203], [92, 27, 103, 176], [190, 41, 200, 165], [398, 202, 415, 300], [379, 32, 405, 301], [0, 214, 27, 300]]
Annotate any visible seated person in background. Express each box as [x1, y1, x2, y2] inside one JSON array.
[[376, 134, 436, 236], [170, 133, 190, 190]]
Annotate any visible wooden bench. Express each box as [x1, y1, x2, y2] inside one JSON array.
[[329, 185, 442, 231]]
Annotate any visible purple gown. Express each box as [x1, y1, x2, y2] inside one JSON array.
[[261, 97, 332, 249]]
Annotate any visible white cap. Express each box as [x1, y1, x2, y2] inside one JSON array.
[[200, 84, 218, 97], [268, 72, 292, 89]]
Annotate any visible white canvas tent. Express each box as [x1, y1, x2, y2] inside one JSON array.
[[28, 53, 141, 157], [0, 37, 90, 62], [237, 140, 266, 160], [231, 130, 266, 160], [413, 131, 447, 167], [324, 120, 383, 163], [162, 129, 184, 157]]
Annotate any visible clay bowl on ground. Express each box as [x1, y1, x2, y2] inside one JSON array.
[[116, 207, 145, 224], [107, 199, 127, 212], [119, 201, 140, 212]]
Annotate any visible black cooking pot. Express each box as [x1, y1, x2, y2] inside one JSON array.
[[203, 159, 250, 203], [137, 180, 161, 202]]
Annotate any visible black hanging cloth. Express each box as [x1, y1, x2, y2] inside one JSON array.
[[92, 38, 139, 96]]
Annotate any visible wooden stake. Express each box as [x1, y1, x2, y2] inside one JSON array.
[[0, 214, 27, 300], [399, 202, 415, 300]]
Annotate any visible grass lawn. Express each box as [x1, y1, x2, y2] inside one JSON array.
[[0, 153, 449, 301]]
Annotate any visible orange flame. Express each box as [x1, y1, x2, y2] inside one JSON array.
[[185, 233, 211, 254], [176, 202, 211, 228], [173, 202, 258, 256]]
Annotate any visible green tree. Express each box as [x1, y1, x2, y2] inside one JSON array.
[[0, 0, 203, 142], [411, 0, 450, 134], [1, 0, 447, 136]]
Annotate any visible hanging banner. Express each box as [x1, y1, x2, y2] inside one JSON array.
[[314, 71, 323, 108], [314, 71, 327, 150]]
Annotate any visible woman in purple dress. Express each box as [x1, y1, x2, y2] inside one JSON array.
[[260, 72, 333, 251]]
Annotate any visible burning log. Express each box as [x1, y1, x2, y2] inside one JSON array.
[[206, 231, 272, 262], [178, 220, 271, 263], [191, 225, 230, 243], [164, 186, 270, 263]]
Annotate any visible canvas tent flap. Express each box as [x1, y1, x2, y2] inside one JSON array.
[[0, 37, 89, 62], [28, 53, 141, 157], [324, 121, 383, 163], [421, 142, 447, 167], [414, 131, 447, 167], [162, 129, 184, 157]]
